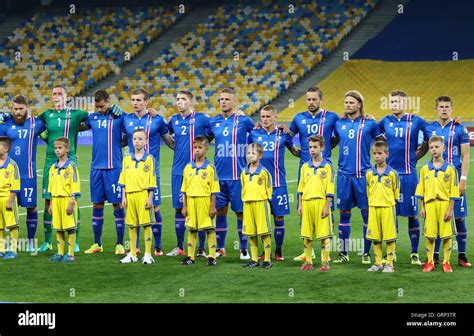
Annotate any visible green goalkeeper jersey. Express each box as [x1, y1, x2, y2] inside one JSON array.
[[38, 108, 89, 165]]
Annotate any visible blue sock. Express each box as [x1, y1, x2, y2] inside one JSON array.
[[198, 231, 206, 249], [237, 218, 248, 250], [456, 219, 467, 255], [339, 211, 351, 256], [153, 210, 163, 249], [408, 217, 420, 254], [175, 211, 186, 250], [434, 237, 441, 255], [113, 208, 125, 245], [274, 218, 285, 249], [92, 208, 104, 246], [26, 210, 38, 244], [215, 215, 228, 249], [361, 208, 371, 255]]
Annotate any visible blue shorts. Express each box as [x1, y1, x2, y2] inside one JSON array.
[[153, 176, 161, 206], [270, 186, 290, 216], [17, 178, 37, 208], [90, 168, 122, 204], [336, 174, 368, 210], [216, 180, 243, 213], [396, 173, 418, 217], [454, 193, 467, 219], [171, 174, 185, 209]]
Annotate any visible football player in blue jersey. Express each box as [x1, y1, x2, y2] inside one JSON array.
[[209, 88, 255, 259], [0, 95, 46, 253], [333, 90, 383, 264]]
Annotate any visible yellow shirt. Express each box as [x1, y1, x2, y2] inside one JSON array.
[[366, 165, 400, 207], [118, 153, 156, 193], [181, 159, 220, 197], [47, 159, 81, 197], [415, 161, 460, 202], [0, 156, 20, 197], [240, 164, 272, 202], [297, 159, 334, 201]]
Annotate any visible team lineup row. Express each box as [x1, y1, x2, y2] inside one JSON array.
[[0, 86, 470, 271]]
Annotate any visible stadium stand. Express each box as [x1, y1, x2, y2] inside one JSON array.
[[0, 6, 180, 113], [108, 0, 379, 117], [279, 0, 474, 121]]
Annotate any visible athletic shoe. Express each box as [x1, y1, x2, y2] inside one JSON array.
[[74, 243, 80, 253], [409, 253, 421, 265], [115, 244, 125, 255], [216, 248, 227, 258], [84, 243, 103, 254], [320, 262, 330, 272], [293, 249, 315, 261], [49, 253, 63, 262], [166, 247, 185, 257], [367, 264, 383, 272], [300, 263, 313, 271], [3, 251, 18, 259], [61, 254, 76, 263], [196, 248, 207, 258], [382, 253, 398, 264], [422, 261, 435, 273], [38, 242, 52, 253], [275, 252, 285, 261], [458, 257, 472, 267], [181, 256, 195, 265], [0, 252, 5, 258], [207, 257, 217, 266], [120, 253, 138, 264], [142, 254, 155, 264], [154, 247, 164, 257], [261, 261, 273, 269], [382, 265, 395, 273], [333, 252, 349, 263], [362, 253, 371, 264], [442, 261, 453, 273], [242, 260, 259, 268], [26, 242, 37, 253], [240, 249, 251, 260]]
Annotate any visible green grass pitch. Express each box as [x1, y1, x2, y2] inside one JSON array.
[[0, 145, 472, 303]]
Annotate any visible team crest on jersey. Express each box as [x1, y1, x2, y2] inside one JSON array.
[[201, 171, 208, 179], [384, 178, 391, 187], [320, 171, 327, 179], [4, 171, 10, 179], [63, 170, 70, 179], [443, 173, 450, 182], [143, 164, 150, 172], [257, 177, 263, 185]]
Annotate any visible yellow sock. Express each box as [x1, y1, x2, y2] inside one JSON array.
[[249, 236, 258, 262], [129, 227, 137, 257], [144, 225, 152, 255], [0, 229, 5, 253], [386, 241, 396, 266], [10, 227, 19, 254], [426, 238, 435, 263], [373, 242, 383, 266], [187, 230, 197, 260], [56, 231, 65, 256], [263, 235, 271, 262], [443, 238, 452, 264], [207, 229, 217, 259], [304, 238, 313, 265], [67, 230, 76, 256], [321, 238, 330, 263]]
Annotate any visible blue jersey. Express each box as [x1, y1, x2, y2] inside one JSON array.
[[379, 113, 428, 175], [248, 128, 293, 187], [425, 120, 470, 173], [209, 113, 254, 181], [122, 112, 169, 176], [289, 110, 340, 163], [334, 116, 382, 177], [168, 111, 211, 176], [85, 111, 125, 169], [0, 116, 46, 178]]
